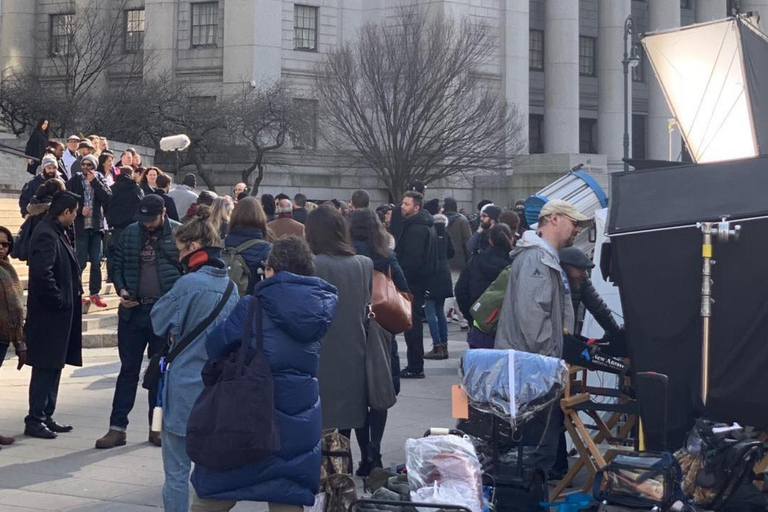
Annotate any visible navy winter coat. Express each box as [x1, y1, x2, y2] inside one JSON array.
[[224, 226, 272, 295], [191, 271, 338, 506]]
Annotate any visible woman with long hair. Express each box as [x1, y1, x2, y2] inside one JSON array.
[[454, 224, 514, 349], [347, 208, 408, 475], [209, 196, 233, 240], [151, 206, 240, 512], [307, 205, 372, 465], [224, 197, 273, 295], [98, 151, 117, 186], [25, 119, 50, 176], [0, 225, 26, 446], [140, 166, 163, 195]]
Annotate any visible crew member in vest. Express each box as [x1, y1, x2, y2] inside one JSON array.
[[96, 195, 182, 449]]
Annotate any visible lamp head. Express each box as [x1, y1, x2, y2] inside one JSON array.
[[629, 44, 641, 68]]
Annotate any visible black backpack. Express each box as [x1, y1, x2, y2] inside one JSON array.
[[11, 215, 34, 261], [186, 296, 280, 470]]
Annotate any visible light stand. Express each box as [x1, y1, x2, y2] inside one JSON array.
[[696, 219, 740, 406], [622, 16, 641, 172]]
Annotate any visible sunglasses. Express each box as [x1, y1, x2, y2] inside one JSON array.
[[0, 242, 10, 248], [82, 163, 94, 168]]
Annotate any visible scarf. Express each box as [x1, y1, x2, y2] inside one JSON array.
[[0, 260, 24, 345]]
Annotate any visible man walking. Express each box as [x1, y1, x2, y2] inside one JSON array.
[[24, 191, 82, 439], [494, 199, 591, 471], [66, 154, 111, 307], [96, 195, 182, 449], [395, 191, 438, 379], [168, 173, 199, 219], [267, 198, 305, 238]]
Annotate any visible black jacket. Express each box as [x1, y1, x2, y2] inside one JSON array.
[[151, 190, 180, 222], [395, 209, 438, 294], [19, 174, 61, 217], [25, 130, 48, 175], [428, 218, 455, 299], [25, 216, 83, 369], [454, 246, 512, 321], [106, 174, 144, 229], [573, 278, 621, 336], [292, 207, 308, 225], [66, 172, 112, 234]]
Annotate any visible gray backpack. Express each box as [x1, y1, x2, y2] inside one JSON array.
[[222, 239, 265, 295]]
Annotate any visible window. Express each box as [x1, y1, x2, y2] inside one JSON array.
[[124, 9, 145, 53], [50, 14, 74, 56], [631, 44, 645, 82], [294, 5, 318, 51], [529, 114, 544, 154], [632, 114, 646, 160], [191, 2, 218, 47], [529, 30, 544, 71], [292, 99, 319, 149], [579, 118, 598, 154], [579, 37, 597, 76]]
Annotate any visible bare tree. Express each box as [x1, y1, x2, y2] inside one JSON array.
[[229, 81, 313, 195], [0, 0, 148, 136], [315, 7, 523, 198]]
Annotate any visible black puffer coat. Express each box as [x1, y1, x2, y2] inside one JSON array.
[[454, 245, 512, 321], [25, 216, 82, 369], [428, 214, 455, 299], [106, 174, 144, 229], [395, 209, 437, 294]]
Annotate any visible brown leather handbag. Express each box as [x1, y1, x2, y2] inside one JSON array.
[[371, 269, 413, 334]]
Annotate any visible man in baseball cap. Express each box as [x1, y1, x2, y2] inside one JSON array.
[[133, 194, 166, 223], [538, 199, 592, 228]]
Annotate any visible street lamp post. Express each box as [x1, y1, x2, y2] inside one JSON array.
[[622, 16, 641, 172]]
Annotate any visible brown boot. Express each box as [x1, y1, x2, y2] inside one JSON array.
[[424, 347, 444, 360], [0, 434, 15, 445], [95, 429, 126, 449], [148, 430, 162, 447], [439, 345, 449, 360]]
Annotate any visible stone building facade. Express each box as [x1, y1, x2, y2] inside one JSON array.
[[0, 0, 762, 206]]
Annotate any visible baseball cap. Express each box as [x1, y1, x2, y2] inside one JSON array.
[[134, 194, 165, 223], [67, 135, 81, 142], [78, 140, 94, 150], [559, 247, 595, 270], [539, 199, 592, 227]]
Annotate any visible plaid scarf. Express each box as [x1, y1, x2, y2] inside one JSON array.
[[0, 260, 24, 345]]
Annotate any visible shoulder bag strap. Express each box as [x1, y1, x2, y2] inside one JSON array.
[[235, 239, 264, 253], [236, 295, 259, 375], [166, 280, 235, 364]]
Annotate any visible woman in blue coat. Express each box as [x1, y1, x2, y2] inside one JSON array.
[[223, 197, 272, 294], [191, 235, 338, 512], [150, 207, 240, 512]]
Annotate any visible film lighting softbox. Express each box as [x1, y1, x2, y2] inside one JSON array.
[[608, 156, 768, 450], [642, 15, 768, 164]]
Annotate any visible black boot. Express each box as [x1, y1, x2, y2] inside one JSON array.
[[24, 423, 57, 439]]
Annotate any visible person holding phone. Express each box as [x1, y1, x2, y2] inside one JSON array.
[[66, 154, 111, 307]]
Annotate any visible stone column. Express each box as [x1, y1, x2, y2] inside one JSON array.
[[598, 0, 631, 171], [741, 0, 768, 30], [544, 0, 579, 154], [144, 0, 177, 79], [648, 0, 681, 161], [696, 0, 727, 22], [0, 0, 37, 78], [502, 0, 529, 154]]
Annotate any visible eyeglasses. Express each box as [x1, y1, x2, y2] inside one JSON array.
[[0, 242, 10, 248], [81, 163, 94, 168]]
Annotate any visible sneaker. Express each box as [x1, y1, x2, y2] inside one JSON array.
[[90, 295, 107, 308], [459, 319, 469, 330], [400, 368, 425, 379], [450, 312, 461, 322], [95, 429, 126, 449], [445, 308, 455, 323]]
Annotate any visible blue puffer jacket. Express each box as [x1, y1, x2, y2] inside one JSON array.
[[224, 226, 272, 295], [191, 271, 338, 506]]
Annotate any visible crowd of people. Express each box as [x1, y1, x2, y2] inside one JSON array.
[[0, 119, 609, 510]]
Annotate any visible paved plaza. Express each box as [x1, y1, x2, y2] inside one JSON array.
[[0, 325, 464, 511]]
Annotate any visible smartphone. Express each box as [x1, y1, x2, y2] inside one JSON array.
[[123, 295, 138, 303]]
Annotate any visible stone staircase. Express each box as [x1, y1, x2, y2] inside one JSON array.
[[0, 197, 120, 348]]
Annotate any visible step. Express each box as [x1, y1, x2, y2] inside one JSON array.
[[13, 262, 106, 279], [81, 310, 119, 332], [82, 328, 118, 348], [82, 294, 121, 313], [19, 277, 115, 295]]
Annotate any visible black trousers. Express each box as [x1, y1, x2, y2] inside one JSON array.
[[25, 367, 63, 427], [403, 293, 426, 373]]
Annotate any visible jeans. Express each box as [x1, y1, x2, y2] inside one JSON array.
[[424, 298, 448, 347], [75, 229, 103, 296], [109, 305, 165, 430], [163, 429, 191, 512], [191, 495, 302, 512], [403, 292, 426, 373], [25, 367, 63, 427]]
